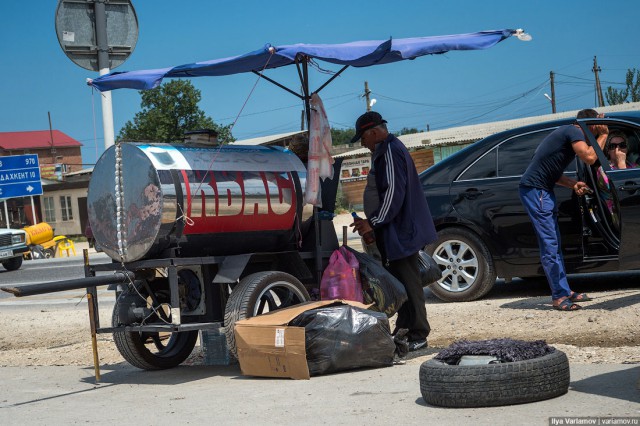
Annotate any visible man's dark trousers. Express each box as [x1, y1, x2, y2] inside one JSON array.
[[381, 249, 430, 342]]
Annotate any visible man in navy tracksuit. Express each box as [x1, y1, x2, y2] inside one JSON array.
[[350, 111, 437, 351]]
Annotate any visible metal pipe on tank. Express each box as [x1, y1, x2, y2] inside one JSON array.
[[0, 271, 135, 297]]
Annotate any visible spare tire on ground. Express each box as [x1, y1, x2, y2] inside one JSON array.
[[419, 348, 570, 408]]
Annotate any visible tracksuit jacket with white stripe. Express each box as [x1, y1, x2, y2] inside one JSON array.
[[368, 134, 437, 261]]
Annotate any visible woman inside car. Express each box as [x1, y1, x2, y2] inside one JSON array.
[[596, 130, 637, 229]]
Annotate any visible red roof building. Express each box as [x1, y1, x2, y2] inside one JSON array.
[[0, 130, 86, 231], [0, 130, 83, 177]]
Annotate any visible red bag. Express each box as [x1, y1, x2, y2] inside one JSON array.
[[320, 246, 364, 302]]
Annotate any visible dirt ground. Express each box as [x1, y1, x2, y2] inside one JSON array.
[[0, 213, 638, 368]]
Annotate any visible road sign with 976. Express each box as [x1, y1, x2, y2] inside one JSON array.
[[0, 154, 43, 199]]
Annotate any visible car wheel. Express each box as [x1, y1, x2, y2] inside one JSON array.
[[419, 350, 570, 407], [425, 228, 496, 302], [1, 256, 23, 271]]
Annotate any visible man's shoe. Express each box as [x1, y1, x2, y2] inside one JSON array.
[[408, 340, 427, 352], [393, 354, 407, 365]]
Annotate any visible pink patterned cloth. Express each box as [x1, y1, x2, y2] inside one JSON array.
[[305, 93, 334, 206]]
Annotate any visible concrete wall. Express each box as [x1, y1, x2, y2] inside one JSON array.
[[39, 187, 88, 237]]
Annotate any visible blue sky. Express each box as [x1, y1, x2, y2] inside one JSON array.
[[2, 1, 639, 166]]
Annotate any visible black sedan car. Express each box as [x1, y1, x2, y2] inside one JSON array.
[[421, 111, 640, 302]]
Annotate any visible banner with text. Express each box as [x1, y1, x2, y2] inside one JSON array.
[[339, 156, 371, 183]]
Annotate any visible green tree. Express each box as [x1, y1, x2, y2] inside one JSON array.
[[398, 127, 420, 136], [118, 80, 234, 143], [330, 128, 356, 145], [606, 68, 640, 105], [329, 126, 421, 145]]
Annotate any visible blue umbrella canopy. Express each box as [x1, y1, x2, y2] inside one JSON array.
[[88, 29, 525, 93]]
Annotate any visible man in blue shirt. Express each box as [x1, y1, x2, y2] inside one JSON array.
[[350, 111, 437, 351], [519, 109, 609, 311]]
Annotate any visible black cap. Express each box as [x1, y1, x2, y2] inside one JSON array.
[[350, 111, 387, 143]]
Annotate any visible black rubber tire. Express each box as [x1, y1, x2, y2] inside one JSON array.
[[425, 227, 496, 302], [224, 271, 310, 358], [112, 286, 198, 370], [43, 248, 55, 259], [419, 350, 570, 408], [2, 256, 23, 271]]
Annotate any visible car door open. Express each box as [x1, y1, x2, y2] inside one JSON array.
[[577, 119, 640, 269]]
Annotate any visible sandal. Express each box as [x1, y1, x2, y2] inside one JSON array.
[[570, 292, 592, 302], [553, 298, 582, 311]]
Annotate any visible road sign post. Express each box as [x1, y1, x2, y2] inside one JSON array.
[[0, 154, 43, 199], [55, 0, 138, 153]]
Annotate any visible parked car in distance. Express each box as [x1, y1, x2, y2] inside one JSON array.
[[421, 111, 640, 302], [0, 228, 29, 271]]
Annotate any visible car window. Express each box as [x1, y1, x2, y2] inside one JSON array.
[[457, 149, 497, 180], [604, 126, 640, 167], [497, 129, 565, 177]]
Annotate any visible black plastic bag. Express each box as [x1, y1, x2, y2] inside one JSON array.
[[342, 246, 407, 317], [289, 304, 395, 376], [418, 250, 442, 286]]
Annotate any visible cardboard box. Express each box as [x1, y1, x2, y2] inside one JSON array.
[[234, 299, 370, 380]]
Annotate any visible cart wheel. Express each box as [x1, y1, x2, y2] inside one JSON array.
[[224, 271, 310, 358], [112, 284, 198, 370]]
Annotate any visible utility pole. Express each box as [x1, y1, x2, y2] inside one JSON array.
[[47, 112, 56, 155], [549, 71, 557, 114], [364, 81, 372, 111], [94, 0, 115, 150], [592, 56, 605, 107]]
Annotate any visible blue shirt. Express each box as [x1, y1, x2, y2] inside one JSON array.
[[520, 125, 584, 191]]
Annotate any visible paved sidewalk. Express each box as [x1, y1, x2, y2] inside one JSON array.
[[0, 362, 638, 425]]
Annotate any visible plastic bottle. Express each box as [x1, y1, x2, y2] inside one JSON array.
[[351, 212, 376, 245]]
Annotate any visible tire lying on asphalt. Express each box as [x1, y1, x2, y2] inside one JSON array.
[[419, 350, 570, 408]]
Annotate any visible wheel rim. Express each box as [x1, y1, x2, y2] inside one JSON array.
[[432, 239, 479, 293], [128, 290, 193, 360], [252, 280, 308, 317], [135, 299, 176, 356]]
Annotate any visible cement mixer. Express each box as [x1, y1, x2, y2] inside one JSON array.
[[22, 222, 59, 259], [3, 141, 341, 372]]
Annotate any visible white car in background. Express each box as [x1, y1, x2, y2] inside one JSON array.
[[0, 228, 28, 271]]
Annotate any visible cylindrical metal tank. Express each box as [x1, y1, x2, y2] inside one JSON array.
[[88, 143, 309, 262], [23, 223, 54, 246]]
